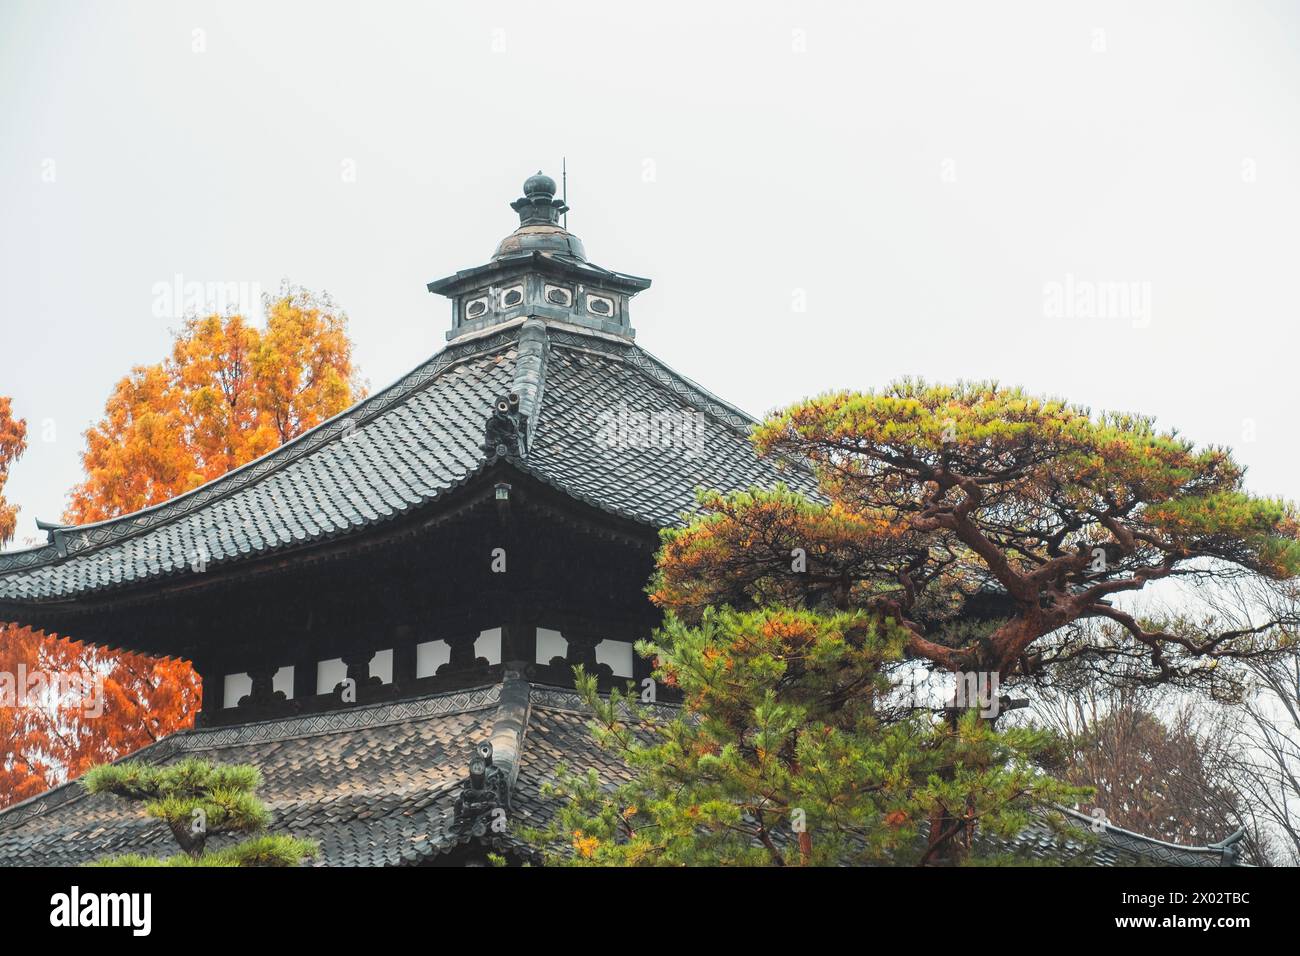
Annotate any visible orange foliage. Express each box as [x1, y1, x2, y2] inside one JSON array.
[[66, 288, 362, 520], [0, 624, 203, 806], [651, 486, 924, 621], [0, 397, 26, 546], [0, 287, 364, 808], [572, 831, 600, 858]]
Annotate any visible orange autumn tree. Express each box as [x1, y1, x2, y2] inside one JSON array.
[[66, 287, 361, 519], [0, 398, 50, 804], [0, 397, 24, 546], [0, 286, 364, 808], [0, 405, 95, 806]]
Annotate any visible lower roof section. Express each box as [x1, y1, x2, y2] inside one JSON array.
[[0, 670, 1242, 867], [0, 682, 506, 867]]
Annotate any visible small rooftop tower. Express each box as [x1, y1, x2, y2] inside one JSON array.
[[428, 171, 651, 342]]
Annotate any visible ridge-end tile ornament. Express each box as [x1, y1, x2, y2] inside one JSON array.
[[483, 392, 528, 460], [454, 741, 510, 837]]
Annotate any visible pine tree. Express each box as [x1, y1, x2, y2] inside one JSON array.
[[537, 379, 1300, 865], [523, 608, 1087, 866], [648, 379, 1300, 860], [80, 758, 318, 867]]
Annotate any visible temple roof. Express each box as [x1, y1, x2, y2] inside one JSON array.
[[0, 671, 1242, 867], [0, 318, 811, 607], [0, 677, 605, 866]]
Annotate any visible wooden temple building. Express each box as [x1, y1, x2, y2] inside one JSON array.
[[0, 173, 1245, 866]]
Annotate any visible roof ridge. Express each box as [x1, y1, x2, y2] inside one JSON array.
[[541, 332, 821, 489], [490, 665, 533, 795], [627, 345, 761, 435], [0, 328, 522, 575], [527, 681, 683, 720], [183, 682, 503, 746], [623, 344, 824, 489], [543, 327, 759, 437], [512, 318, 550, 453], [1055, 805, 1231, 857]]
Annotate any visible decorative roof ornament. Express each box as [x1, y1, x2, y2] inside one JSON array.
[[35, 518, 69, 557], [492, 170, 587, 261], [511, 171, 567, 227], [428, 169, 651, 342], [482, 393, 528, 460], [1208, 828, 1247, 866], [453, 740, 510, 836]]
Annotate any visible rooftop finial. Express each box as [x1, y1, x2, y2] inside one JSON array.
[[511, 170, 567, 227], [524, 170, 553, 198]]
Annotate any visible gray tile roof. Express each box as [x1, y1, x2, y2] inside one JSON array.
[[0, 676, 1235, 867], [0, 677, 673, 867], [0, 684, 506, 866], [977, 809, 1238, 867], [526, 330, 809, 526], [0, 320, 816, 604]]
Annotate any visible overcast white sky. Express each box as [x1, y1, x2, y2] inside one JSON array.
[[1, 0, 1298, 549]]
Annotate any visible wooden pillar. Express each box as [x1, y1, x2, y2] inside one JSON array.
[[239, 665, 283, 708], [342, 649, 380, 690], [438, 631, 487, 676], [502, 615, 535, 669], [563, 627, 603, 672], [293, 657, 317, 700], [392, 625, 417, 686]]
